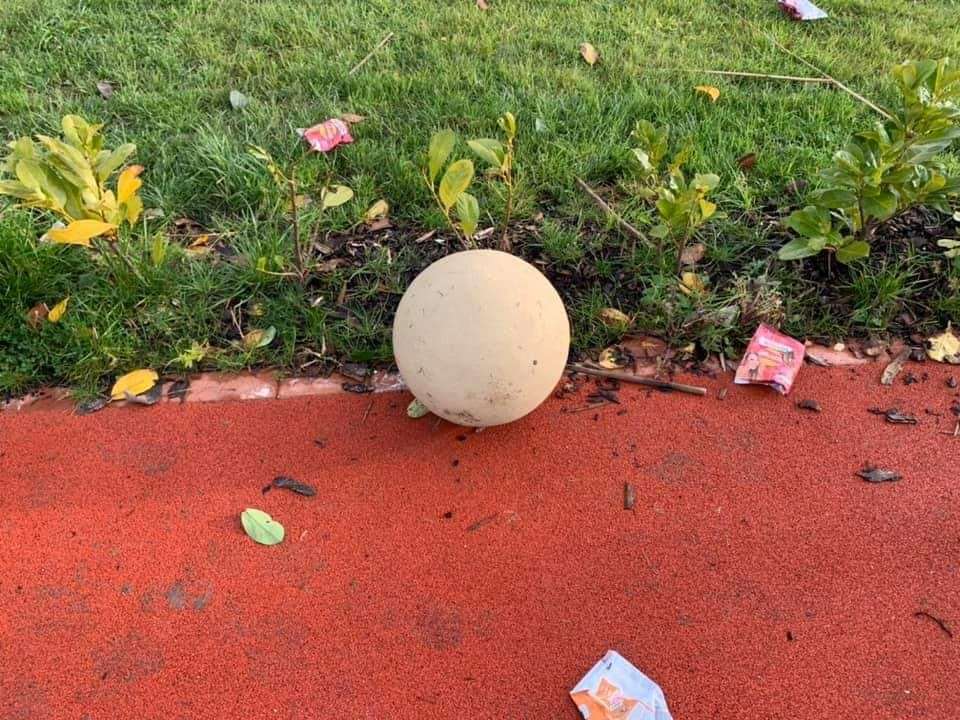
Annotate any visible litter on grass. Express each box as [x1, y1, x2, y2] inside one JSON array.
[[778, 0, 828, 21], [299, 118, 354, 153], [734, 324, 805, 395], [570, 650, 672, 720]]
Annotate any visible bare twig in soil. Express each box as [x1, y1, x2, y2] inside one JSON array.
[[575, 177, 651, 248], [361, 398, 374, 423], [623, 483, 636, 511], [349, 32, 395, 75], [914, 611, 953, 639], [567, 364, 707, 396]]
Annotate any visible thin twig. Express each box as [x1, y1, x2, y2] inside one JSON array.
[[729, 9, 896, 121], [763, 33, 894, 120], [349, 32, 395, 75], [567, 363, 707, 396], [648, 67, 831, 84], [362, 398, 374, 423], [575, 177, 651, 248], [914, 611, 953, 639], [703, 68, 832, 84]]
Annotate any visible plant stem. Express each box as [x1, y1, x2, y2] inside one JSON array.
[[287, 176, 304, 280]]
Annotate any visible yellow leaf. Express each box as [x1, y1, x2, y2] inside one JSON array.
[[189, 234, 212, 247], [110, 368, 159, 400], [598, 346, 628, 369], [678, 271, 706, 295], [125, 194, 143, 225], [365, 199, 390, 222], [599, 307, 631, 327], [117, 164, 144, 204], [46, 220, 116, 246], [48, 296, 69, 323], [340, 113, 366, 124], [580, 42, 599, 66], [927, 324, 960, 364], [695, 85, 720, 102]]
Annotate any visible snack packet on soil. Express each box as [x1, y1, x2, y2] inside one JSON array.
[[570, 650, 672, 720], [735, 323, 805, 395]]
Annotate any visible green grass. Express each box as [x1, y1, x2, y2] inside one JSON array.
[[2, 0, 960, 395]]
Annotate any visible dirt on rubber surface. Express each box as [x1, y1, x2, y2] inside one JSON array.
[[1, 364, 959, 719]]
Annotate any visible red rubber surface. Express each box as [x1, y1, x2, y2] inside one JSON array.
[[2, 365, 959, 719]]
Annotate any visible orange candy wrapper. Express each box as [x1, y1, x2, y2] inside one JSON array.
[[734, 323, 805, 395]]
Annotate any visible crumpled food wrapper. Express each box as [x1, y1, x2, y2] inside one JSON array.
[[778, 0, 828, 21], [570, 650, 672, 720], [299, 118, 354, 153], [735, 323, 805, 395]]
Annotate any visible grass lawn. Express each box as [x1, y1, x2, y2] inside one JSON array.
[[2, 0, 959, 396]]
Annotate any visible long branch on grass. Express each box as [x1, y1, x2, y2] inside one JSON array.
[[731, 9, 895, 121], [648, 67, 832, 84], [567, 363, 707, 396], [766, 35, 894, 121], [349, 32, 395, 75], [575, 177, 651, 248]]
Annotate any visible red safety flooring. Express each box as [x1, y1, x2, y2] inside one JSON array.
[[1, 364, 959, 719]]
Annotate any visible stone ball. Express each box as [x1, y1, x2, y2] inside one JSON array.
[[393, 250, 570, 426]]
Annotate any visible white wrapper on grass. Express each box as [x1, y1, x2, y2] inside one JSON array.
[[779, 0, 828, 20], [570, 650, 672, 720]]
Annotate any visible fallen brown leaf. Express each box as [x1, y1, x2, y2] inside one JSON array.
[[340, 112, 366, 124], [96, 81, 114, 99], [881, 348, 910, 386], [737, 152, 757, 171], [680, 242, 706, 266], [580, 42, 599, 66], [26, 302, 49, 328]]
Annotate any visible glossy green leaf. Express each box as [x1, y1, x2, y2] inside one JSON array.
[[240, 508, 285, 545], [428, 129, 456, 185], [777, 238, 820, 261], [438, 159, 473, 210], [467, 138, 504, 168], [835, 240, 871, 264], [456, 191, 479, 237]]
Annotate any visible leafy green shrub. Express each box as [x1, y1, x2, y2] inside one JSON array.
[[468, 111, 517, 249], [628, 120, 721, 271], [424, 129, 478, 246], [0, 115, 144, 246], [780, 58, 960, 265]]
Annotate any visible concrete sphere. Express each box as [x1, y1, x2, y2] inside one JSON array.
[[393, 250, 570, 427]]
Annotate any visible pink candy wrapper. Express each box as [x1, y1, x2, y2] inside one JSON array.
[[299, 118, 354, 153], [735, 324, 805, 395], [570, 650, 672, 720]]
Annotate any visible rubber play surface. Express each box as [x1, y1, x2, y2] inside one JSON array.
[[2, 364, 958, 719]]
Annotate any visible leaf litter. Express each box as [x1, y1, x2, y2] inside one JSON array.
[[272, 475, 317, 497], [857, 466, 902, 483]]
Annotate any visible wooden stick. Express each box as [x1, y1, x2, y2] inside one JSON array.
[[650, 67, 831, 84], [349, 32, 395, 75], [762, 33, 894, 120], [703, 68, 831, 84], [575, 177, 651, 248], [567, 363, 707, 396]]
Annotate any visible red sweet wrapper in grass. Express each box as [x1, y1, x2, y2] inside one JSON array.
[[300, 118, 354, 153], [735, 323, 805, 395]]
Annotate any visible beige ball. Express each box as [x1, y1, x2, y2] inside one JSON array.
[[393, 249, 570, 427]]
